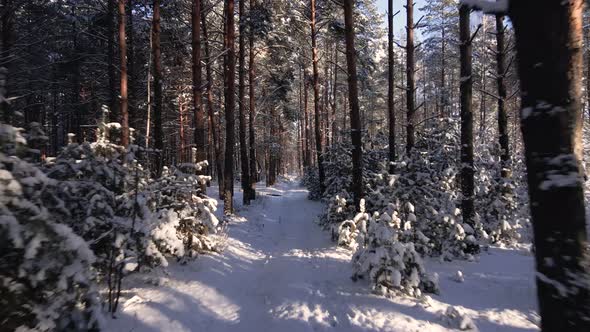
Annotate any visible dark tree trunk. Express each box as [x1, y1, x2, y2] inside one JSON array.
[[192, 0, 206, 166], [118, 0, 129, 147], [459, 5, 474, 227], [495, 15, 510, 177], [343, 0, 363, 208], [108, 0, 117, 122], [0, 0, 12, 123], [332, 45, 338, 144], [508, 0, 590, 329], [441, 26, 446, 117], [126, 0, 136, 129], [304, 79, 311, 167], [405, 0, 416, 154], [310, 0, 325, 194], [248, 0, 257, 196], [152, 0, 164, 176], [238, 0, 251, 203], [387, 0, 396, 172], [202, 4, 224, 197], [224, 0, 236, 215]]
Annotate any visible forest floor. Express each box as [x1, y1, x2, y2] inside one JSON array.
[[106, 179, 540, 332]]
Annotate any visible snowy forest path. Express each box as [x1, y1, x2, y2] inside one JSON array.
[[107, 179, 539, 332]]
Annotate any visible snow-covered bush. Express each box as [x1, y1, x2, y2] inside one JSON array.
[[0, 123, 102, 331], [474, 142, 529, 245], [365, 119, 480, 260], [351, 200, 439, 297], [44, 119, 222, 274], [145, 163, 221, 265]]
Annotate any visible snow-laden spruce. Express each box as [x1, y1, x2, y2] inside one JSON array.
[[0, 123, 103, 332]]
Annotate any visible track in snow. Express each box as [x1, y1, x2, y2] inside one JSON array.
[[107, 179, 539, 332]]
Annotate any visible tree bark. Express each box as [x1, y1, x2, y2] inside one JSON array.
[[304, 78, 311, 167], [192, 0, 206, 167], [0, 0, 12, 123], [108, 0, 117, 122], [224, 0, 236, 215], [118, 0, 129, 147], [332, 45, 338, 144], [126, 0, 136, 129], [459, 5, 474, 227], [310, 0, 325, 194], [387, 0, 396, 172], [495, 15, 510, 177], [508, 0, 590, 329], [238, 0, 251, 203], [202, 3, 224, 198], [343, 0, 363, 208], [152, 0, 164, 176], [248, 0, 257, 197], [405, 0, 416, 154]]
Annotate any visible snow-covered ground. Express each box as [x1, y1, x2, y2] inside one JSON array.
[[106, 179, 539, 332]]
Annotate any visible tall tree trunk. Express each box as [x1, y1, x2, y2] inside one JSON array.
[[0, 0, 12, 123], [224, 0, 236, 215], [332, 45, 338, 144], [304, 79, 311, 167], [405, 0, 416, 154], [192, 0, 206, 163], [108, 0, 117, 122], [441, 26, 446, 117], [310, 0, 325, 194], [387, 0, 396, 172], [495, 15, 510, 178], [343, 0, 363, 208], [248, 0, 257, 196], [459, 4, 474, 227], [202, 4, 224, 198], [508, 1, 590, 329], [118, 0, 129, 147], [238, 0, 251, 203], [179, 97, 186, 162], [152, 0, 164, 176], [587, 19, 590, 127], [126, 0, 136, 129]]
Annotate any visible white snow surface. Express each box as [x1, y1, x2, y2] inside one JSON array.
[[106, 179, 539, 332]]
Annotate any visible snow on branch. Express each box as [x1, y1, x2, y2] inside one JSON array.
[[461, 0, 509, 14]]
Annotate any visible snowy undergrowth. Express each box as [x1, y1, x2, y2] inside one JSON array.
[[105, 181, 539, 332], [306, 118, 531, 299], [1, 116, 223, 331]]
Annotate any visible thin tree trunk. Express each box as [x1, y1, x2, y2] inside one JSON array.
[[224, 0, 236, 215], [310, 0, 325, 194], [459, 4, 474, 227], [0, 0, 12, 123], [152, 0, 164, 176], [118, 0, 129, 147], [304, 79, 311, 167], [126, 0, 136, 128], [192, 0, 206, 166], [179, 97, 186, 162], [332, 45, 338, 144], [405, 0, 416, 154], [238, 0, 251, 203], [108, 0, 117, 122], [343, 0, 363, 208], [508, 1, 590, 329], [202, 3, 224, 197], [145, 23, 152, 150], [248, 0, 257, 197], [388, 0, 396, 172], [441, 26, 446, 117], [495, 15, 510, 177]]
